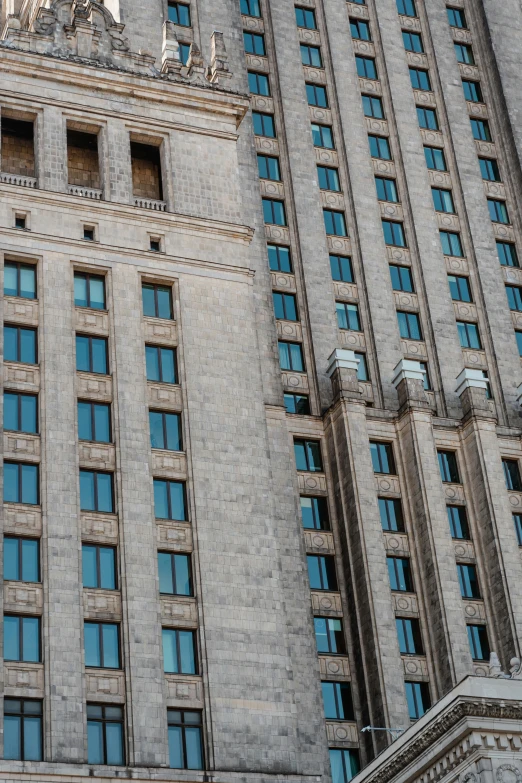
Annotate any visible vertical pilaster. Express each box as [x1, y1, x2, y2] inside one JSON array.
[[41, 255, 84, 761], [111, 266, 167, 767], [106, 119, 133, 206], [41, 106, 67, 193]]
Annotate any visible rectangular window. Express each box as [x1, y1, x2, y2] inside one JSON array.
[[403, 31, 423, 52], [355, 56, 377, 80], [507, 285, 522, 312], [440, 231, 464, 257], [324, 210, 348, 237], [76, 335, 108, 375], [517, 332, 522, 357], [4, 462, 39, 505], [356, 352, 369, 381], [379, 498, 405, 532], [330, 749, 360, 783], [85, 621, 120, 668], [432, 188, 455, 213], [4, 392, 37, 434], [369, 135, 392, 160], [488, 199, 510, 224], [253, 112, 276, 138], [179, 44, 191, 65], [503, 459, 522, 491], [307, 555, 338, 591], [318, 166, 341, 191], [4, 537, 39, 582], [514, 513, 522, 545], [168, 1, 191, 25], [457, 563, 480, 599], [455, 43, 474, 64], [314, 617, 346, 654], [322, 682, 354, 720], [248, 71, 270, 96], [479, 158, 501, 182], [362, 95, 384, 119], [387, 557, 414, 592], [74, 272, 105, 310], [158, 552, 192, 596], [471, 119, 491, 141], [447, 505, 470, 539], [168, 710, 204, 770], [145, 345, 177, 384], [4, 261, 36, 299], [376, 177, 399, 203], [284, 393, 311, 415], [87, 704, 124, 766], [312, 124, 334, 149], [390, 265, 413, 292], [273, 292, 298, 321], [397, 0, 416, 16], [295, 6, 316, 28], [268, 244, 292, 273], [149, 411, 182, 451], [336, 303, 361, 332], [300, 44, 322, 67], [457, 321, 481, 349], [243, 31, 265, 55], [80, 470, 114, 513], [417, 107, 439, 130], [405, 682, 430, 720], [4, 615, 40, 662], [447, 7, 466, 28], [409, 68, 431, 91], [301, 496, 330, 530], [142, 283, 173, 319], [257, 154, 281, 181], [420, 361, 432, 391], [4, 325, 37, 365], [462, 80, 483, 103], [4, 699, 42, 761], [294, 439, 323, 472], [370, 441, 396, 474], [82, 544, 117, 590], [467, 625, 490, 661], [330, 255, 353, 282], [240, 0, 261, 16], [306, 83, 328, 108], [497, 241, 519, 268], [397, 311, 422, 340], [279, 341, 305, 372], [262, 198, 287, 226], [163, 628, 197, 674], [424, 146, 447, 171], [350, 19, 371, 40], [78, 401, 111, 443], [154, 479, 187, 520], [382, 220, 406, 247], [438, 451, 460, 483], [396, 617, 423, 655], [448, 275, 472, 302]]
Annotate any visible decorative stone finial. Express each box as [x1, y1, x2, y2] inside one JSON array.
[[209, 30, 231, 84], [161, 21, 183, 76], [392, 359, 429, 411], [455, 368, 488, 397], [488, 651, 522, 679], [326, 349, 361, 402], [392, 359, 425, 388]]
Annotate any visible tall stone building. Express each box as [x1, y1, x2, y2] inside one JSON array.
[[1, 0, 522, 781]]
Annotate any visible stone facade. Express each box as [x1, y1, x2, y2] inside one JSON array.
[[0, 0, 522, 781]]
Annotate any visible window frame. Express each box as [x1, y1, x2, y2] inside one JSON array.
[[279, 341, 305, 372], [149, 410, 183, 452], [158, 551, 193, 597], [154, 479, 188, 521], [76, 334, 108, 375], [80, 469, 114, 513], [167, 709, 204, 770], [82, 544, 118, 590], [4, 324, 38, 365], [87, 703, 125, 766], [294, 439, 323, 473], [370, 441, 396, 475], [74, 272, 106, 310], [4, 261, 37, 300], [457, 321, 481, 349], [4, 391, 38, 434], [167, 0, 191, 26], [307, 554, 338, 592], [84, 621, 121, 669], [387, 556, 414, 593], [78, 400, 111, 444], [4, 614, 41, 663], [252, 112, 276, 138], [268, 245, 292, 273], [142, 283, 174, 320], [4, 698, 43, 762], [4, 461, 39, 505], [4, 536, 40, 583], [162, 627, 198, 674], [447, 505, 471, 540], [145, 344, 177, 385]]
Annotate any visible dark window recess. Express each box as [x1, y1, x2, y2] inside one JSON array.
[[263, 198, 286, 226], [4, 462, 39, 505], [279, 341, 305, 372], [87, 704, 124, 766], [379, 498, 405, 532], [76, 334, 108, 374], [457, 563, 481, 599], [387, 557, 414, 592], [4, 615, 40, 662], [420, 362, 431, 391], [179, 44, 191, 65], [455, 43, 474, 64], [350, 19, 371, 40], [4, 537, 39, 583], [131, 142, 163, 201], [67, 130, 100, 190], [405, 682, 431, 720], [168, 710, 204, 770], [301, 496, 330, 530], [314, 617, 346, 654], [273, 292, 298, 321], [4, 261, 36, 299], [4, 392, 37, 434], [74, 272, 105, 309], [329, 749, 360, 783], [479, 158, 500, 182], [447, 505, 471, 540], [417, 107, 438, 130], [145, 345, 177, 384], [83, 226, 95, 241], [294, 439, 323, 472], [497, 242, 519, 268], [440, 231, 464, 257], [258, 155, 280, 180], [80, 470, 114, 513], [84, 621, 121, 668], [424, 146, 447, 171], [307, 555, 338, 591], [369, 135, 392, 160], [356, 352, 369, 381], [158, 552, 192, 596], [488, 199, 510, 224], [248, 71, 270, 96], [355, 56, 377, 79], [396, 618, 423, 655], [154, 479, 187, 521], [78, 401, 111, 443], [253, 112, 275, 138], [1, 117, 35, 179], [516, 332, 522, 357], [457, 321, 481, 349], [15, 215, 27, 229], [163, 628, 197, 673], [503, 459, 522, 491], [268, 244, 292, 272], [471, 119, 491, 141], [336, 303, 361, 332], [322, 681, 354, 720], [467, 625, 490, 661], [438, 451, 460, 483], [82, 544, 117, 590], [463, 80, 483, 103], [240, 0, 261, 17], [507, 285, 522, 312], [397, 311, 422, 341], [142, 283, 173, 319], [370, 442, 396, 474], [448, 275, 471, 302], [4, 699, 42, 761], [284, 393, 311, 415], [149, 411, 182, 451], [4, 325, 37, 365], [390, 265, 413, 292], [514, 514, 522, 546], [168, 1, 191, 25]]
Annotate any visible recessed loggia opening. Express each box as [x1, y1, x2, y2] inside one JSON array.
[[67, 128, 102, 199], [131, 139, 166, 211], [1, 115, 36, 188]]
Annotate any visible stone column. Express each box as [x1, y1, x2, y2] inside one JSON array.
[[393, 360, 472, 693], [458, 370, 522, 661], [41, 254, 85, 761], [325, 350, 409, 756], [41, 106, 67, 193], [111, 266, 168, 767], [105, 119, 133, 206]]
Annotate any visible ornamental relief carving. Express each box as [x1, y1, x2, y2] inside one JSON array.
[[282, 371, 309, 392], [352, 39, 375, 57], [319, 655, 351, 680], [475, 140, 497, 158], [401, 338, 428, 359], [445, 255, 469, 275], [484, 181, 506, 199], [244, 53, 268, 72], [339, 330, 366, 350], [304, 530, 335, 554], [393, 291, 418, 311], [496, 765, 522, 783], [392, 592, 419, 616], [298, 28, 321, 45], [511, 311, 522, 330], [309, 106, 332, 124], [463, 600, 486, 623], [429, 170, 452, 188], [76, 371, 112, 401], [437, 212, 460, 231], [444, 483, 465, 504], [4, 297, 39, 325], [265, 224, 290, 244], [452, 28, 472, 44], [147, 382, 183, 410], [4, 504, 42, 536], [276, 320, 302, 341], [333, 282, 358, 302], [4, 582, 43, 613], [326, 722, 358, 745], [508, 492, 522, 510], [358, 77, 382, 96], [303, 65, 326, 85], [260, 179, 284, 199], [321, 191, 345, 210], [297, 472, 327, 494], [151, 449, 187, 478], [375, 475, 401, 496], [420, 129, 444, 147], [366, 118, 389, 136], [81, 511, 119, 542], [386, 246, 411, 264], [255, 137, 279, 156], [311, 591, 343, 617], [161, 596, 198, 626], [383, 532, 410, 556], [380, 202, 404, 221], [453, 540, 475, 561], [4, 432, 41, 460], [327, 236, 351, 255], [241, 14, 264, 32], [398, 14, 421, 31], [79, 442, 115, 471], [270, 272, 296, 293], [414, 90, 436, 107], [359, 381, 374, 402], [493, 222, 515, 241], [251, 94, 274, 113], [75, 307, 109, 334], [157, 522, 193, 552], [315, 148, 338, 166], [372, 159, 396, 177], [461, 348, 487, 369], [4, 362, 40, 391], [347, 2, 369, 18], [86, 670, 125, 700], [453, 301, 477, 322], [143, 318, 178, 345], [468, 102, 488, 119], [5, 662, 44, 696], [166, 676, 203, 706]]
